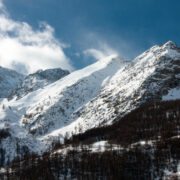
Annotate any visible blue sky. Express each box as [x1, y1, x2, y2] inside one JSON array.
[[0, 0, 180, 73]]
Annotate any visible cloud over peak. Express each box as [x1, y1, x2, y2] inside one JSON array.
[[83, 42, 118, 61], [0, 1, 73, 74]]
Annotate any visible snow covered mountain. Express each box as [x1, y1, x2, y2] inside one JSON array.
[[0, 67, 24, 98], [9, 68, 70, 100], [0, 41, 180, 163]]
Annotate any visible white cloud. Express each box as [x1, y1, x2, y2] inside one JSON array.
[[83, 43, 118, 61], [0, 1, 73, 74], [84, 49, 105, 60]]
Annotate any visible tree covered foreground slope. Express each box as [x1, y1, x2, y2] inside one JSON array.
[[1, 99, 180, 179]]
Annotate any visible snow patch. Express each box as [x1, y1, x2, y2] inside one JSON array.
[[163, 88, 180, 101]]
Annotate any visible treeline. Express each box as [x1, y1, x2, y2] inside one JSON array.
[[67, 100, 180, 146]]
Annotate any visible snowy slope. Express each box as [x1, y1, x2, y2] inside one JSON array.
[[5, 55, 125, 135], [0, 41, 180, 163], [0, 54, 127, 161], [0, 66, 24, 98]]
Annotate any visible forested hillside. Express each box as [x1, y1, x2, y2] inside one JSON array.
[[1, 100, 180, 179]]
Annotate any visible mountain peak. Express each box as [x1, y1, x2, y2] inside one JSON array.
[[9, 67, 70, 100], [162, 41, 177, 49]]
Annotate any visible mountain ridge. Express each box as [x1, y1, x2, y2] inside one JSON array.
[[8, 68, 70, 100], [0, 41, 180, 164]]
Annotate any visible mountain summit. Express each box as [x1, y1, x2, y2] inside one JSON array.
[[9, 68, 70, 100]]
